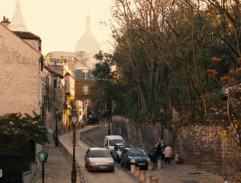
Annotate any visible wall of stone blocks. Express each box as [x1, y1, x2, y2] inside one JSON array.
[[112, 116, 236, 176]]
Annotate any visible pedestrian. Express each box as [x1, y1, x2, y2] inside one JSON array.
[[157, 140, 166, 160], [163, 144, 172, 164], [156, 142, 162, 160], [154, 141, 158, 149]]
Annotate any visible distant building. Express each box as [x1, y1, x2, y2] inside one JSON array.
[[74, 69, 98, 121], [75, 15, 101, 68], [45, 15, 101, 122], [41, 61, 75, 130]]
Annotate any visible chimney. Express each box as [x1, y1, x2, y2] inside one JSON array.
[[1, 16, 10, 28]]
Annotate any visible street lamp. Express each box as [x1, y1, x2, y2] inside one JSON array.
[[55, 108, 59, 147], [71, 110, 78, 183], [160, 108, 164, 140], [108, 100, 112, 135]]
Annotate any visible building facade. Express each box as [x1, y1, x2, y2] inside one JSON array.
[[0, 23, 42, 116], [41, 62, 75, 132]]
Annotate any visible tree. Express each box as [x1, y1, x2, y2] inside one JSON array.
[[0, 112, 49, 154]]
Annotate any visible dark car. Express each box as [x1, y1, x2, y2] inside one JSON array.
[[87, 117, 99, 125], [112, 144, 133, 163], [120, 148, 150, 170], [148, 147, 157, 163]]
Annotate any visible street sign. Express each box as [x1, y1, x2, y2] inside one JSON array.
[[38, 152, 48, 162]]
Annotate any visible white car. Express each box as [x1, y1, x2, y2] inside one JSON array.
[[84, 147, 115, 172], [104, 135, 125, 155]]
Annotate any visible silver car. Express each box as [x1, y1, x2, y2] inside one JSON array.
[[84, 147, 115, 172]]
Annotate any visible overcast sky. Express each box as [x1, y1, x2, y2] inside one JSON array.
[[0, 0, 114, 55]]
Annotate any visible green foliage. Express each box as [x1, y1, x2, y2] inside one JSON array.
[[0, 112, 49, 145]]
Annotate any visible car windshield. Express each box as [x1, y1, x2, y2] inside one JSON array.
[[119, 145, 133, 151], [89, 150, 111, 158], [128, 149, 146, 156], [109, 139, 124, 146]]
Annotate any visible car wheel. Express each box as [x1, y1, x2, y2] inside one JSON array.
[[127, 163, 130, 170], [110, 167, 115, 172]]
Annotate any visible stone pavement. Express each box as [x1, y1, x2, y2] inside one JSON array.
[[31, 125, 105, 183], [32, 123, 227, 183], [32, 133, 72, 183]]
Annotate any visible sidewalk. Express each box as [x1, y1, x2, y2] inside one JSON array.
[[32, 133, 72, 183]]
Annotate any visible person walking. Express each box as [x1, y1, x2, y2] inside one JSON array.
[[156, 142, 163, 160], [163, 144, 172, 164]]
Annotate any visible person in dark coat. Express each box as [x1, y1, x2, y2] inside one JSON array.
[[157, 141, 166, 160]]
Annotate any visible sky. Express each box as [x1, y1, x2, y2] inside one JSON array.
[[0, 0, 114, 55]]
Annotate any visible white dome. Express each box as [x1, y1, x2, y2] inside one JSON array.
[[75, 15, 100, 55]]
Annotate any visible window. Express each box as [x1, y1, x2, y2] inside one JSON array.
[[54, 77, 60, 88], [83, 85, 89, 95], [83, 71, 88, 79]]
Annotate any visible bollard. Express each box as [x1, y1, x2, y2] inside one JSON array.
[[148, 162, 153, 171], [157, 159, 162, 170], [140, 170, 145, 182], [135, 167, 140, 177], [76, 172, 81, 183], [146, 174, 152, 183], [131, 165, 135, 174], [152, 177, 158, 183]]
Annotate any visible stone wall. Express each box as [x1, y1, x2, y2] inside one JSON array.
[[0, 24, 41, 115], [112, 116, 234, 176], [112, 116, 174, 151], [174, 125, 224, 174]]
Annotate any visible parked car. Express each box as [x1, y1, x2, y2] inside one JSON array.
[[104, 135, 125, 155], [84, 147, 115, 172], [147, 147, 157, 163], [120, 148, 150, 170], [87, 117, 99, 125], [112, 144, 133, 163]]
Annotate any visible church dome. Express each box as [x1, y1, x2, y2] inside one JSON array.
[[75, 15, 100, 55]]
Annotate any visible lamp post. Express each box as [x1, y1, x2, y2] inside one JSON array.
[[55, 108, 59, 147], [71, 110, 78, 183], [160, 108, 164, 140], [108, 99, 112, 135]]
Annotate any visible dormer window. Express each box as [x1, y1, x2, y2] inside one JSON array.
[[54, 78, 60, 88], [83, 70, 88, 79]]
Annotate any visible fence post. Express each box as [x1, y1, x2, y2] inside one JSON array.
[[148, 162, 153, 171], [140, 170, 145, 182], [157, 159, 162, 169], [135, 167, 140, 177], [146, 174, 152, 183], [152, 177, 158, 183], [130, 165, 135, 174]]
